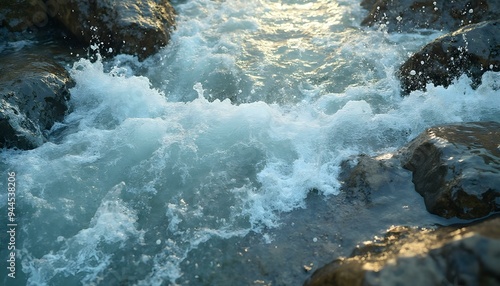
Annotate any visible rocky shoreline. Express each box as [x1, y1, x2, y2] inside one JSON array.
[[305, 214, 500, 286], [305, 1, 500, 284], [1, 0, 176, 150], [306, 121, 500, 285], [1, 1, 499, 285]]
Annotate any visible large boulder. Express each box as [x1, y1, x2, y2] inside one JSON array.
[[398, 20, 500, 95], [361, 0, 500, 33], [304, 216, 500, 286], [50, 0, 176, 60], [0, 0, 172, 59], [0, 51, 73, 150], [401, 121, 500, 219]]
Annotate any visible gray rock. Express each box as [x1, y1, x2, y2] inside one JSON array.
[[398, 20, 500, 95], [50, 0, 176, 60], [339, 154, 413, 204], [361, 0, 500, 33], [304, 216, 500, 286], [0, 52, 73, 150], [401, 121, 500, 219]]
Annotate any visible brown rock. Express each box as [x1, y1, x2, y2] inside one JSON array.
[[50, 0, 176, 60], [304, 216, 500, 286]]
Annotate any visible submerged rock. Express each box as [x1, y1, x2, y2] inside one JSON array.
[[51, 0, 176, 60], [0, 52, 73, 150], [401, 121, 500, 219], [339, 153, 413, 204], [398, 20, 500, 95], [304, 216, 500, 286], [361, 0, 500, 33]]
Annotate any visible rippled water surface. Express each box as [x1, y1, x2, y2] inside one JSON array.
[[1, 0, 500, 285]]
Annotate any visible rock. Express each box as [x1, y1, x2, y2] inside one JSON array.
[[0, 51, 73, 150], [50, 0, 176, 60], [0, 0, 50, 32], [0, 1, 85, 61], [339, 154, 413, 204], [304, 122, 500, 285], [304, 216, 500, 286], [398, 20, 500, 95], [401, 121, 500, 219], [361, 0, 500, 33], [360, 0, 377, 11]]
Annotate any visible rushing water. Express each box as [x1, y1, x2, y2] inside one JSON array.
[[1, 0, 500, 285]]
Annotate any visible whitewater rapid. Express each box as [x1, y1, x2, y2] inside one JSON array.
[[1, 0, 500, 285]]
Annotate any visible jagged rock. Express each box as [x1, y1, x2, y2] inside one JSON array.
[[361, 0, 500, 33], [304, 216, 500, 286], [398, 20, 500, 95], [50, 0, 176, 60], [401, 121, 500, 219], [0, 51, 73, 150]]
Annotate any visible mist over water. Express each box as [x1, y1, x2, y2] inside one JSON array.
[[1, 0, 500, 285]]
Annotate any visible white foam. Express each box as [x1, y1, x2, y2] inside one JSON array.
[[21, 183, 144, 284], [1, 0, 500, 284], [67, 58, 167, 130]]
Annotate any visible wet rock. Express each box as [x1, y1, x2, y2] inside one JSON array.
[[50, 0, 176, 60], [401, 121, 500, 219], [304, 216, 500, 286], [304, 122, 500, 285], [0, 52, 73, 150], [360, 0, 377, 11], [361, 0, 500, 33], [339, 154, 413, 204], [398, 20, 500, 95], [0, 0, 50, 32]]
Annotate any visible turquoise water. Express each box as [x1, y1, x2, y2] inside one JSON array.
[[1, 0, 500, 285]]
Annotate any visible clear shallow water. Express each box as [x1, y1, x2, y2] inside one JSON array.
[[1, 0, 500, 285]]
